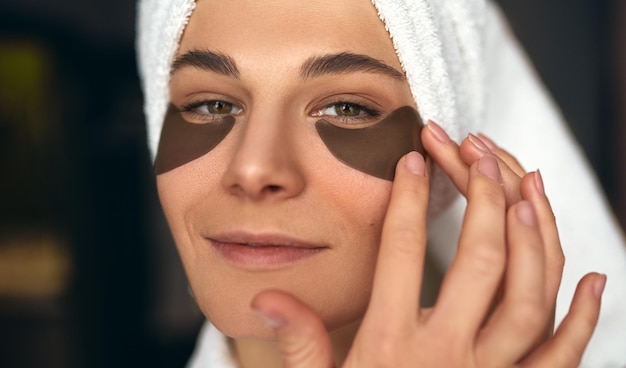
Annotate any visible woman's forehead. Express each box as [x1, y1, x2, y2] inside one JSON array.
[[179, 0, 401, 71]]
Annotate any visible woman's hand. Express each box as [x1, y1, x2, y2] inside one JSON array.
[[424, 124, 561, 343], [251, 123, 605, 367], [424, 123, 526, 206]]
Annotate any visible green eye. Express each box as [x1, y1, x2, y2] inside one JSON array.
[[315, 101, 382, 126], [180, 99, 243, 124]]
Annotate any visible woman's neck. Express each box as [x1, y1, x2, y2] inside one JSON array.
[[232, 321, 360, 368]]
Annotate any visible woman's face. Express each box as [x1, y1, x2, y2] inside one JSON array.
[[157, 0, 416, 339]]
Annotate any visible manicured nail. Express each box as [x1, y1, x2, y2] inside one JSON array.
[[593, 274, 607, 299], [405, 151, 425, 176], [468, 133, 491, 153], [534, 170, 545, 195], [516, 201, 537, 226], [477, 133, 498, 151], [255, 310, 286, 329], [427, 121, 450, 143], [477, 155, 501, 183]]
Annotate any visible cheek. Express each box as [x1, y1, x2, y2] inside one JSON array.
[[156, 129, 395, 338], [306, 171, 393, 325], [156, 170, 197, 271], [155, 153, 225, 264], [154, 104, 235, 175], [316, 106, 424, 180]]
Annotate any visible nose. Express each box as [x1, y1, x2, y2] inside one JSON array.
[[221, 112, 306, 201]]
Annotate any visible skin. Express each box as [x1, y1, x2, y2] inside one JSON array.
[[157, 0, 603, 367], [155, 102, 424, 179], [316, 106, 424, 180], [154, 104, 235, 174], [161, 0, 415, 344]]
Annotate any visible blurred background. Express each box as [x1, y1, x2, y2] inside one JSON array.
[[0, 0, 624, 367]]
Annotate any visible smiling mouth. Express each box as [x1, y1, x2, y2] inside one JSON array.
[[207, 233, 328, 270]]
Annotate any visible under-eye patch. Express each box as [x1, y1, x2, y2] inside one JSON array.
[[154, 104, 235, 174], [315, 106, 424, 181]]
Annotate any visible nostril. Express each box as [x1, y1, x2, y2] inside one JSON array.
[[267, 185, 282, 193]]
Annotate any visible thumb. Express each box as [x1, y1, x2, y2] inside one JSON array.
[[252, 290, 335, 368]]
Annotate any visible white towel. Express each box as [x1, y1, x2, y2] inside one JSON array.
[[136, 0, 626, 366], [136, 0, 196, 157]]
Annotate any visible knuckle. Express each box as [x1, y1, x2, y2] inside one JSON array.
[[375, 341, 398, 363], [472, 185, 506, 210], [553, 249, 565, 270], [554, 342, 584, 368], [386, 228, 421, 256], [282, 338, 319, 364], [364, 329, 407, 366], [461, 241, 505, 278], [396, 177, 429, 201], [547, 247, 565, 279], [509, 299, 548, 334]]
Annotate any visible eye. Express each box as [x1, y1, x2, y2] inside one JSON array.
[[319, 103, 369, 117], [314, 101, 381, 127], [186, 100, 243, 115], [179, 99, 243, 123]]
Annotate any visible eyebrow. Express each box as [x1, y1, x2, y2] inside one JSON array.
[[170, 50, 240, 78], [300, 52, 405, 80], [170, 50, 405, 81]]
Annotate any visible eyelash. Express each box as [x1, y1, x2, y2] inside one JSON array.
[[179, 99, 382, 124], [180, 99, 243, 122], [314, 101, 381, 124]]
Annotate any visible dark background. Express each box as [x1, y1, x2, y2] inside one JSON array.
[[0, 1, 624, 367]]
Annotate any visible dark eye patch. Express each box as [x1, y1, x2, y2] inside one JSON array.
[[154, 104, 235, 174], [315, 106, 424, 180], [155, 104, 424, 180]]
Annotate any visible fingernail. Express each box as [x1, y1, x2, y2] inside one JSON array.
[[427, 121, 450, 143], [593, 274, 607, 299], [477, 155, 502, 183], [405, 151, 425, 176], [516, 201, 537, 226], [477, 133, 498, 151], [255, 310, 287, 329], [468, 133, 491, 153], [534, 170, 545, 195]]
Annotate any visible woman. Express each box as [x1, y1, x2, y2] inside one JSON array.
[[137, 0, 626, 366]]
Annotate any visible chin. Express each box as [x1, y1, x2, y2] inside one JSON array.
[[198, 290, 367, 341], [211, 311, 280, 340], [184, 251, 375, 340]]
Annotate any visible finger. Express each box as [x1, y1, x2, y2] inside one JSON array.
[[420, 121, 470, 192], [459, 134, 524, 205], [252, 290, 334, 368], [365, 151, 429, 329], [476, 200, 548, 366], [520, 172, 560, 344], [521, 171, 564, 305], [519, 273, 605, 368], [430, 155, 506, 336], [422, 122, 523, 206], [476, 133, 526, 176]]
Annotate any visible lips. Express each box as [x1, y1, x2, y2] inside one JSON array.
[[207, 232, 328, 270]]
